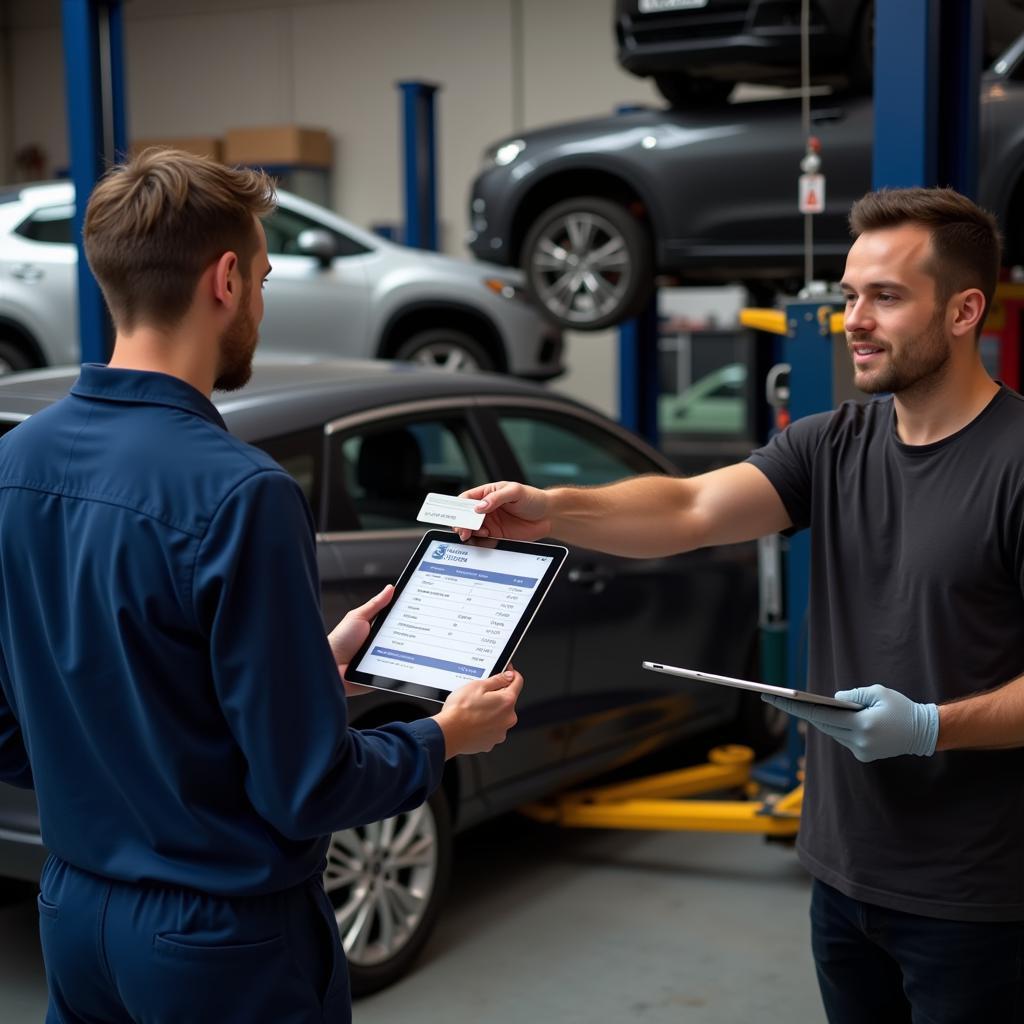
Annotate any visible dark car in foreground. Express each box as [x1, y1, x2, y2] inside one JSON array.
[[469, 33, 1024, 330], [0, 360, 778, 994]]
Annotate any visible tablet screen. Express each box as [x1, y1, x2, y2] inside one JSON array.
[[347, 532, 567, 702]]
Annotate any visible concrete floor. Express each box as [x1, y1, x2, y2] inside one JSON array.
[[0, 816, 824, 1023]]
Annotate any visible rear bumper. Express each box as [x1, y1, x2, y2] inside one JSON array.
[[616, 0, 858, 80]]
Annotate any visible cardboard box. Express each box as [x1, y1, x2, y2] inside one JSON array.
[[223, 125, 333, 169], [131, 136, 224, 162]]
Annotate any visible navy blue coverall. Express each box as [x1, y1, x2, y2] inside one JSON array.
[[0, 365, 445, 1023]]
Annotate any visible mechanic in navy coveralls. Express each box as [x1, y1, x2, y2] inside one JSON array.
[[459, 188, 1024, 1023], [0, 148, 522, 1023]]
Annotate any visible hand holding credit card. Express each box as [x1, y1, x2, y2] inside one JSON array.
[[417, 492, 485, 530]]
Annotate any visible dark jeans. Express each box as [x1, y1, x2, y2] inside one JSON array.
[[810, 878, 1024, 1024]]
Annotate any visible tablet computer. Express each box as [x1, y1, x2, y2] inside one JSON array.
[[346, 531, 568, 703], [641, 662, 864, 710]]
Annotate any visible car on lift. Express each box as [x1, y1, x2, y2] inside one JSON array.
[[615, 0, 873, 106], [614, 0, 1024, 107], [0, 358, 780, 994], [467, 32, 1024, 330], [0, 182, 563, 378]]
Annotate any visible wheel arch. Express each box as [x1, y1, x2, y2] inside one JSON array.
[[508, 168, 661, 267], [0, 317, 47, 368], [377, 302, 507, 373], [349, 700, 462, 826]]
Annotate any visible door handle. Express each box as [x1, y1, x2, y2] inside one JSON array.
[[9, 263, 43, 283], [567, 565, 615, 593]]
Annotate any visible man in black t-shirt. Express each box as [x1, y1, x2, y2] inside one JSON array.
[[456, 187, 1024, 1022]]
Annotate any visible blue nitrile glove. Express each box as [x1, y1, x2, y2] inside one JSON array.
[[761, 684, 939, 763]]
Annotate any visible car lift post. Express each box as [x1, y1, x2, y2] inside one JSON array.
[[398, 80, 441, 252], [61, 0, 127, 365], [617, 294, 660, 447]]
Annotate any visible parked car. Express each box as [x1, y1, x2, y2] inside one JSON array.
[[0, 183, 563, 378], [0, 359, 779, 994], [614, 0, 1024, 107], [468, 33, 1024, 330]]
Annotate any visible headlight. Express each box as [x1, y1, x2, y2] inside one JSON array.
[[481, 138, 526, 169]]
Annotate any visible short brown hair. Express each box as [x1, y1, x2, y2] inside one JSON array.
[[83, 148, 276, 331], [849, 187, 1002, 332]]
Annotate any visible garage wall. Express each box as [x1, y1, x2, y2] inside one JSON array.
[[0, 6, 15, 184], [6, 0, 663, 413]]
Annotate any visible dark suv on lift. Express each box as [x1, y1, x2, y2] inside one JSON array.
[[468, 31, 1024, 330]]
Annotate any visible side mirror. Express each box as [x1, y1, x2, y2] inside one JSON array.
[[295, 229, 337, 267]]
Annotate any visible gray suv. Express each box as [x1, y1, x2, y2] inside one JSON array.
[[469, 33, 1024, 330], [0, 182, 563, 378]]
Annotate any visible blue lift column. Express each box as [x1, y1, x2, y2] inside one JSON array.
[[398, 81, 440, 251], [618, 295, 660, 446], [61, 0, 127, 364]]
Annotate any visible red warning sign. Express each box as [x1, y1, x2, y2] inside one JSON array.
[[799, 173, 825, 214]]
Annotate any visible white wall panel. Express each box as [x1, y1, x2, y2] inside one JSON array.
[[127, 7, 294, 137], [290, 0, 515, 253], [0, 16, 11, 184], [521, 0, 657, 127], [11, 25, 66, 176]]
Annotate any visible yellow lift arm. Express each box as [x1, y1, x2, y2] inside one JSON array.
[[521, 745, 802, 839]]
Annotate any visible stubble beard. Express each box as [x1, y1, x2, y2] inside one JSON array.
[[214, 282, 259, 393], [851, 308, 951, 398]]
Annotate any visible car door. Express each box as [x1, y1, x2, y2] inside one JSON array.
[[1, 201, 78, 364], [316, 400, 572, 794], [258, 203, 374, 360], [486, 398, 758, 766]]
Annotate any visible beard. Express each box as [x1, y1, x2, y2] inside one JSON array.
[[850, 307, 951, 397], [214, 282, 258, 392]]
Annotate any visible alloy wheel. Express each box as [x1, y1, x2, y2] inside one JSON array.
[[529, 209, 633, 326], [324, 804, 439, 968], [406, 342, 483, 372]]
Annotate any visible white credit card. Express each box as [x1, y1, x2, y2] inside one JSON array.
[[416, 492, 485, 530]]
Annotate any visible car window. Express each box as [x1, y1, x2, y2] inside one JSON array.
[[14, 203, 75, 245], [251, 427, 323, 521], [262, 206, 369, 258], [329, 416, 488, 531], [497, 411, 655, 488]]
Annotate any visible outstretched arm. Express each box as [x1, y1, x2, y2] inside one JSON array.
[[460, 463, 792, 558]]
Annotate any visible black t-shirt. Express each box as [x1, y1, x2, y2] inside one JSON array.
[[749, 387, 1024, 922]]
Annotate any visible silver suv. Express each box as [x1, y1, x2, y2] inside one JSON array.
[[0, 182, 563, 378]]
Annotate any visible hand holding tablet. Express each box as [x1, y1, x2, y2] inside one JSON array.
[[346, 530, 567, 704]]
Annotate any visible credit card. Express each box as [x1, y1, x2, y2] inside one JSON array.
[[416, 492, 485, 530]]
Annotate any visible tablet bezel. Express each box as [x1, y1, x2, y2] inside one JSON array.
[[641, 662, 864, 710], [346, 530, 568, 703]]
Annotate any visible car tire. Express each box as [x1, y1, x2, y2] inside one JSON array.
[[0, 339, 34, 376], [522, 196, 654, 331], [326, 787, 453, 997], [654, 74, 733, 108], [392, 328, 496, 373]]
